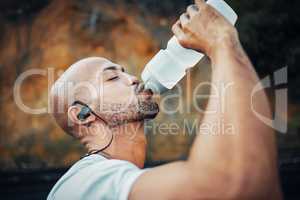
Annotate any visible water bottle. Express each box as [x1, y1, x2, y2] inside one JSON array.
[[141, 0, 238, 94]]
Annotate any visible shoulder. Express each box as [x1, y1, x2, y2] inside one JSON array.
[[47, 155, 147, 200]]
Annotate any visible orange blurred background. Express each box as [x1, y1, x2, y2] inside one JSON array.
[[0, 0, 299, 171]]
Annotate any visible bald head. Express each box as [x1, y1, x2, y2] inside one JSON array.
[[49, 57, 121, 136]]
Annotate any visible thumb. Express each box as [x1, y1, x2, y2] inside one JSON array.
[[195, 0, 205, 6]]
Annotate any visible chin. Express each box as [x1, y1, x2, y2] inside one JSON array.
[[136, 94, 159, 120], [144, 112, 158, 120], [141, 102, 159, 120]]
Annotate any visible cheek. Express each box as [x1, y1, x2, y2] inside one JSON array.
[[102, 83, 137, 104]]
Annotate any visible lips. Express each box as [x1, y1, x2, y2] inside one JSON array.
[[135, 83, 143, 94], [135, 83, 153, 100]]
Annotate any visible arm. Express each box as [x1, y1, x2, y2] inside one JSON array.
[[130, 0, 281, 199], [185, 16, 282, 200]]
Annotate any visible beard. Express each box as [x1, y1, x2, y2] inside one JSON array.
[[137, 96, 159, 120], [99, 95, 159, 127]]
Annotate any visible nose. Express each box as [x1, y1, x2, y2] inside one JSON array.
[[122, 73, 140, 85]]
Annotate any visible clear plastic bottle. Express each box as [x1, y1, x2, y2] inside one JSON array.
[[141, 0, 238, 94]]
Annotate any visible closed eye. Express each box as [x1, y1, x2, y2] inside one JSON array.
[[107, 76, 119, 81]]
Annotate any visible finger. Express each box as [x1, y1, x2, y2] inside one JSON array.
[[179, 13, 190, 28], [187, 4, 199, 18], [172, 21, 185, 39], [195, 0, 205, 7]]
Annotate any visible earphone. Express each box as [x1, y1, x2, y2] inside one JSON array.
[[77, 106, 91, 120], [72, 101, 113, 159], [72, 101, 108, 125]]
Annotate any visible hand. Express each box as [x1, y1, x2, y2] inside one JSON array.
[[172, 0, 238, 58]]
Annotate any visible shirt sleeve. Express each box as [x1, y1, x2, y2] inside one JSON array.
[[115, 162, 146, 200], [82, 159, 147, 200]]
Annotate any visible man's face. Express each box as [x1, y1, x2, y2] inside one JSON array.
[[88, 59, 159, 126]]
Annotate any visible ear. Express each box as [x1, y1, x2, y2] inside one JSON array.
[[68, 105, 96, 125]]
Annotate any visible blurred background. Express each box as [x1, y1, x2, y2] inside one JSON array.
[[0, 0, 299, 199]]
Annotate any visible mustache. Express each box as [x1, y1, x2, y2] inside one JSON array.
[[135, 83, 144, 94], [135, 83, 153, 95]]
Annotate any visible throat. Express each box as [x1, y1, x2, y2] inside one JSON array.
[[109, 122, 147, 168], [83, 121, 146, 168]]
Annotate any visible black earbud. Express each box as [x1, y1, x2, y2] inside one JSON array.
[[77, 106, 91, 121], [72, 101, 108, 125]]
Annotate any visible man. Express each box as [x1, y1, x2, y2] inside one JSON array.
[[48, 0, 282, 199]]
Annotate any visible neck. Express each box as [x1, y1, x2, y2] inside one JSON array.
[[86, 121, 146, 168]]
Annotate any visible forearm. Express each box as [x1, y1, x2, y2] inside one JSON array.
[[187, 35, 279, 197]]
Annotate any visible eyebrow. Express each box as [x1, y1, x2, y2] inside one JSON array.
[[103, 65, 125, 72]]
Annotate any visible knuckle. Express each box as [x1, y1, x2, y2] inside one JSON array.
[[187, 4, 197, 12], [181, 22, 190, 31], [202, 4, 209, 11], [179, 15, 183, 21], [179, 20, 185, 28], [179, 13, 185, 20], [187, 4, 193, 11], [177, 37, 187, 47], [177, 38, 184, 45], [181, 24, 188, 31], [172, 22, 179, 31], [180, 41, 189, 48], [172, 24, 176, 31], [192, 4, 198, 10], [177, 34, 184, 41]]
